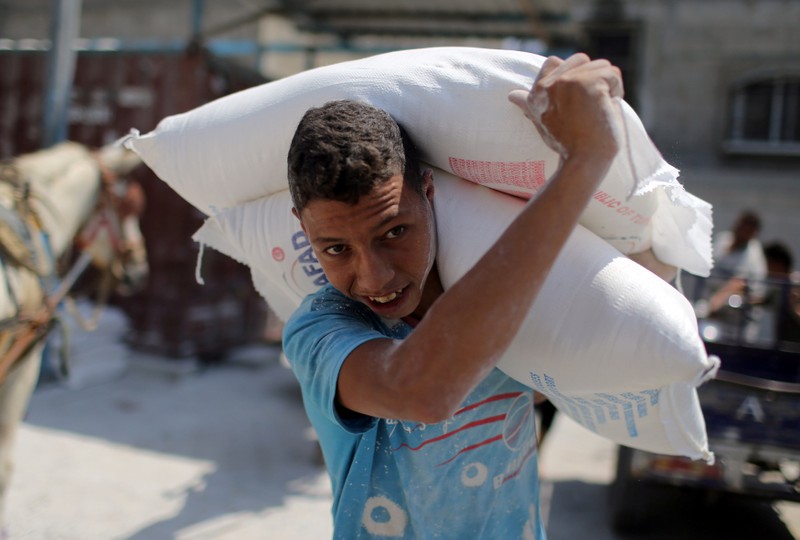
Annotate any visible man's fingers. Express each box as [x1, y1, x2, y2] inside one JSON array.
[[507, 89, 534, 120], [605, 65, 624, 99], [579, 60, 624, 100], [535, 55, 565, 82], [512, 52, 625, 150], [536, 53, 590, 85], [555, 52, 592, 73]]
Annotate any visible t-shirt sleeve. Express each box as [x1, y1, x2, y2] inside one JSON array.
[[283, 293, 389, 434]]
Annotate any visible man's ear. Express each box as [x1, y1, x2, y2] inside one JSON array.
[[422, 169, 435, 204], [291, 207, 308, 234]]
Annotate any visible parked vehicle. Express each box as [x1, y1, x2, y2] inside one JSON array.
[[609, 274, 800, 533]]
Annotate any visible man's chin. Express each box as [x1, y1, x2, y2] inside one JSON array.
[[359, 290, 417, 320]]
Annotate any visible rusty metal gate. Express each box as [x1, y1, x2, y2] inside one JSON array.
[[0, 47, 271, 359]]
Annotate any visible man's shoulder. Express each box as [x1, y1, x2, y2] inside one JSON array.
[[284, 285, 390, 339], [284, 285, 412, 349], [290, 285, 372, 321]]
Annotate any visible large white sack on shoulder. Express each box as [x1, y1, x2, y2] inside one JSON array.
[[650, 186, 714, 279], [582, 101, 713, 272], [124, 46, 711, 276], [192, 169, 712, 390], [250, 268, 305, 324], [434, 168, 717, 460], [192, 173, 715, 458], [192, 190, 323, 322]]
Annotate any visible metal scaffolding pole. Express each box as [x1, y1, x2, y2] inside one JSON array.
[[42, 0, 82, 148], [191, 0, 205, 38]]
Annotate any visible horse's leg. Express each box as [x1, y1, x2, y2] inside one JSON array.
[[0, 343, 43, 528]]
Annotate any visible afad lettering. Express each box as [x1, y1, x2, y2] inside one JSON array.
[[292, 230, 329, 287]]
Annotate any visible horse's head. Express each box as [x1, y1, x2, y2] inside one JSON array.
[[75, 144, 149, 296]]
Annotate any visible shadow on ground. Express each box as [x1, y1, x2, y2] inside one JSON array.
[[546, 479, 796, 540], [22, 352, 328, 539]]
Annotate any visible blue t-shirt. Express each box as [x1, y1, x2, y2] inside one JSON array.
[[283, 285, 546, 539]]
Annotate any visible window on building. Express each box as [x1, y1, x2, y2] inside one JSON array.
[[725, 75, 800, 156]]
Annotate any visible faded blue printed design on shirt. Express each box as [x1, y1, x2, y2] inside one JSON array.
[[284, 285, 547, 539]]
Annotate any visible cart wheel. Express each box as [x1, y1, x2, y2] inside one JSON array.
[[608, 445, 651, 534]]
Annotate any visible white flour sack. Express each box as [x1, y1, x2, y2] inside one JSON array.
[[124, 46, 713, 277], [192, 189, 316, 322], [433, 169, 717, 461], [194, 167, 717, 461]]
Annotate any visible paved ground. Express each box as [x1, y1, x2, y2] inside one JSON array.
[[4, 304, 800, 539], [5, 306, 333, 539]]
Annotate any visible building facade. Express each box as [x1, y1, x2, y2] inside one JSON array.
[[2, 0, 799, 264], [578, 0, 800, 261]]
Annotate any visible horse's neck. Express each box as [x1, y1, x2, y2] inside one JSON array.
[[14, 142, 101, 258]]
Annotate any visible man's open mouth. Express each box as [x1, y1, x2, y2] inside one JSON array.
[[369, 289, 404, 304]]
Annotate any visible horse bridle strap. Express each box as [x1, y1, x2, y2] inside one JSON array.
[[0, 151, 135, 382], [0, 305, 53, 383], [0, 248, 96, 383], [0, 162, 56, 277]]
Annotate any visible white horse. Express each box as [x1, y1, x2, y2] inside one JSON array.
[[0, 141, 147, 527]]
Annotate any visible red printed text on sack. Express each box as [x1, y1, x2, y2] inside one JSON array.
[[593, 191, 651, 225], [448, 158, 547, 193]]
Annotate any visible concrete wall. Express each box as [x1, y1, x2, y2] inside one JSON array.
[[635, 0, 800, 263], [3, 0, 799, 266], [635, 0, 800, 162], [568, 0, 800, 164], [6, 1, 798, 156], [564, 0, 800, 265]]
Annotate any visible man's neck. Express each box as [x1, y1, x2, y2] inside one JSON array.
[[410, 265, 444, 322]]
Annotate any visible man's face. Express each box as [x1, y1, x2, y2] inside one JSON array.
[[732, 218, 758, 246], [297, 172, 436, 320]]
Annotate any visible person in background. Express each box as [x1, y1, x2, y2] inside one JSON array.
[[713, 210, 767, 282], [703, 211, 768, 342], [764, 242, 796, 280], [763, 242, 800, 345], [707, 211, 767, 311]]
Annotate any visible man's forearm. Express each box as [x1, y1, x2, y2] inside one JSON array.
[[389, 155, 614, 418], [339, 54, 625, 423]]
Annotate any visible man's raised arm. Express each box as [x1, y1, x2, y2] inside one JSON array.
[[338, 54, 625, 422]]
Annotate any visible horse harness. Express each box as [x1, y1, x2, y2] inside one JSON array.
[[0, 153, 134, 383]]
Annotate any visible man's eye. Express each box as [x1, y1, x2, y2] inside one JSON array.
[[386, 226, 406, 239], [324, 244, 347, 256]]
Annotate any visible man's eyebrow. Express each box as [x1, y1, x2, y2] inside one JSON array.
[[373, 212, 403, 232], [312, 234, 345, 245], [310, 212, 405, 245]]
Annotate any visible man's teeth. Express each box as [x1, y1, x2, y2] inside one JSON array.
[[370, 290, 401, 303]]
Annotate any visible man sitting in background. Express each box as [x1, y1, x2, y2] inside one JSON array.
[[763, 242, 800, 345]]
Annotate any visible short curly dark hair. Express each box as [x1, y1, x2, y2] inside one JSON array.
[[287, 100, 423, 212], [764, 242, 793, 271]]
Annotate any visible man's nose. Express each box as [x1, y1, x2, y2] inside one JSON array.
[[356, 249, 395, 292]]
